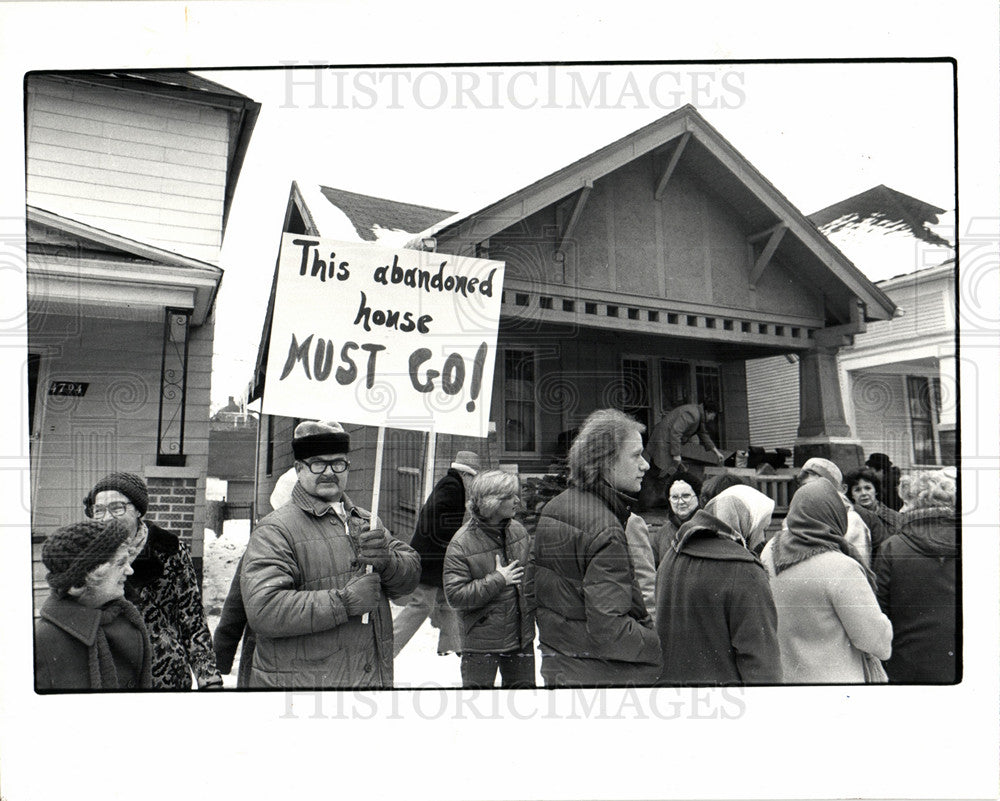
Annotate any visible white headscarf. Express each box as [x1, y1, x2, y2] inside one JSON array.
[[704, 484, 775, 547]]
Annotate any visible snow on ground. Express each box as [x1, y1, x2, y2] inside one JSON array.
[[201, 518, 541, 688]]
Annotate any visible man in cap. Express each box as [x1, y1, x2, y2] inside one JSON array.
[[393, 450, 480, 658], [240, 421, 420, 688], [794, 457, 873, 566]]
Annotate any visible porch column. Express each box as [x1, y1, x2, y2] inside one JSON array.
[[793, 342, 864, 470]]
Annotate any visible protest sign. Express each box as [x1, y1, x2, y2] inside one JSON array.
[[262, 234, 505, 437]]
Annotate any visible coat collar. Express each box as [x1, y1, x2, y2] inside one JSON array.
[[590, 480, 637, 528], [291, 481, 362, 520], [39, 593, 103, 646], [672, 509, 759, 563]]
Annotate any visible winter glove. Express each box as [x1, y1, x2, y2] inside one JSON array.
[[339, 572, 381, 617], [358, 528, 392, 572]]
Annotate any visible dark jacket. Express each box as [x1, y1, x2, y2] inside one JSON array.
[[533, 483, 660, 685], [874, 506, 958, 683], [408, 469, 467, 588], [654, 509, 781, 685], [855, 502, 901, 556], [241, 484, 420, 688], [127, 522, 222, 689], [212, 554, 255, 688], [35, 593, 152, 691], [443, 515, 534, 654]]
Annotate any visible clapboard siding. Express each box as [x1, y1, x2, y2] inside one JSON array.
[[849, 373, 914, 467], [29, 314, 213, 537], [746, 355, 799, 449], [852, 281, 948, 349], [26, 77, 229, 264]]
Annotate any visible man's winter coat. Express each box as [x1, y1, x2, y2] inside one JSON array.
[[533, 483, 660, 685], [874, 506, 958, 683], [35, 594, 152, 691], [409, 468, 467, 588], [645, 403, 717, 471], [241, 483, 420, 688], [655, 509, 781, 685], [442, 515, 534, 654]]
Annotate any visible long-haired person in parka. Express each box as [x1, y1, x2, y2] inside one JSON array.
[[761, 480, 892, 683], [443, 470, 535, 688], [874, 469, 958, 683], [532, 409, 660, 687]]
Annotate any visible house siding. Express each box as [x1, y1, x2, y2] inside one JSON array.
[[26, 76, 229, 264]]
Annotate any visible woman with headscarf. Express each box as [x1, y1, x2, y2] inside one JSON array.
[[874, 469, 958, 683], [648, 472, 702, 568], [84, 472, 222, 690], [655, 484, 781, 685], [761, 480, 892, 683]]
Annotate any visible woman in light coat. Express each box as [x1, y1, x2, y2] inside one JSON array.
[[761, 480, 892, 683]]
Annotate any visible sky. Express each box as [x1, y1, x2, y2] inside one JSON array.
[[203, 61, 957, 410]]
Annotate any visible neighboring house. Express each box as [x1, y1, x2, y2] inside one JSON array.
[[208, 396, 258, 513], [746, 185, 956, 470], [26, 71, 260, 605], [249, 106, 897, 537]]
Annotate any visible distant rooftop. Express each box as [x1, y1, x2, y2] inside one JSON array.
[[314, 185, 453, 243]]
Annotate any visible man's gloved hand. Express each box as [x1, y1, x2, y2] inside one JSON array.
[[358, 527, 392, 572], [340, 572, 381, 617]]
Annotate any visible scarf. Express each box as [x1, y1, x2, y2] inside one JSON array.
[[770, 480, 875, 590], [704, 485, 775, 547], [90, 598, 152, 689]]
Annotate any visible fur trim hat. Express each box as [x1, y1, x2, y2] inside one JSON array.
[[293, 420, 350, 460], [450, 450, 481, 476], [85, 472, 149, 516], [42, 519, 131, 594], [797, 457, 843, 489]]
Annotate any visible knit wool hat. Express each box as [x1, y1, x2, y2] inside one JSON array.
[[450, 450, 481, 476], [293, 420, 350, 460], [85, 472, 149, 516], [43, 519, 131, 594], [797, 457, 843, 490]]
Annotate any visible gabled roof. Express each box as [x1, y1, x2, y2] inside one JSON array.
[[808, 185, 955, 283], [39, 70, 261, 234], [316, 185, 453, 242], [427, 104, 896, 325]]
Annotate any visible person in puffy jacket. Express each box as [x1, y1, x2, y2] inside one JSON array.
[[443, 470, 535, 688], [240, 420, 420, 688], [874, 469, 958, 683], [533, 408, 661, 687]]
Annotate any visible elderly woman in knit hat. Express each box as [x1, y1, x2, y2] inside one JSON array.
[[35, 519, 152, 690], [84, 472, 222, 690]]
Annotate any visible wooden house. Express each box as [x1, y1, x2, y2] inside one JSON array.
[[26, 71, 260, 601], [746, 185, 956, 470], [250, 105, 897, 538]]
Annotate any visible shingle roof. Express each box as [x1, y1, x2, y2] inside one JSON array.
[[316, 185, 453, 242], [809, 185, 952, 248]]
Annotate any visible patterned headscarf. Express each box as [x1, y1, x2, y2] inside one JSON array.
[[704, 485, 775, 547]]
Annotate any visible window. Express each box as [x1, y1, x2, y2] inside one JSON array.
[[907, 375, 943, 465], [502, 349, 537, 453], [659, 360, 690, 410], [620, 358, 651, 435]]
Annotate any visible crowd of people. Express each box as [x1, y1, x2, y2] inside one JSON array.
[[34, 410, 959, 691]]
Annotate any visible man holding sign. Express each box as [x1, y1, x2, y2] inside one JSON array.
[[240, 421, 420, 688]]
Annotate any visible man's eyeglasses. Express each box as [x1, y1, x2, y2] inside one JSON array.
[[304, 458, 350, 474], [89, 501, 133, 519]]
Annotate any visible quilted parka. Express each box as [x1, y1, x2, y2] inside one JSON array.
[[442, 515, 534, 653]]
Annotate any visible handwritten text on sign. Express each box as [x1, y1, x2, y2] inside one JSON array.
[[262, 235, 505, 437]]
